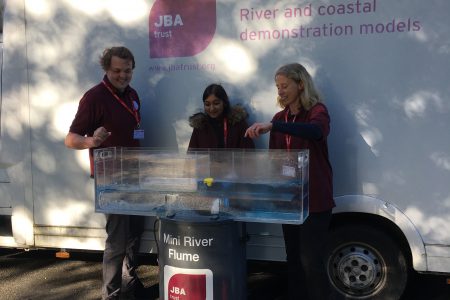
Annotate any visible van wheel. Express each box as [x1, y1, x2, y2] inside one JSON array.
[[326, 224, 408, 300]]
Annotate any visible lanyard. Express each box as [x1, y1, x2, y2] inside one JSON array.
[[284, 109, 297, 150], [102, 80, 141, 128], [223, 117, 228, 147]]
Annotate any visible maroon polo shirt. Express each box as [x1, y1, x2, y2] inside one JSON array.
[[269, 103, 335, 213], [69, 75, 141, 176]]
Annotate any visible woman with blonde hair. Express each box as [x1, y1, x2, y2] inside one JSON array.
[[245, 63, 338, 299]]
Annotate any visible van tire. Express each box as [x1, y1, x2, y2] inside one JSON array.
[[326, 224, 408, 300]]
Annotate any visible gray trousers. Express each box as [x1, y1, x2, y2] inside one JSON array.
[[102, 214, 145, 300]]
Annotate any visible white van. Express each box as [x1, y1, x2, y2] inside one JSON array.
[[0, 1, 449, 299]]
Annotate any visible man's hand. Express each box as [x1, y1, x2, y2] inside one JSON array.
[[65, 126, 111, 149], [92, 127, 111, 147]]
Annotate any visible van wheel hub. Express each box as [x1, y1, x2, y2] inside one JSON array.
[[330, 245, 383, 293]]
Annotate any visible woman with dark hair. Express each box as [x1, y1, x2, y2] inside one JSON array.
[[188, 83, 254, 150], [245, 63, 339, 300]]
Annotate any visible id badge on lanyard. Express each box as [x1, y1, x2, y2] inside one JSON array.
[[282, 156, 297, 177], [134, 129, 144, 139]]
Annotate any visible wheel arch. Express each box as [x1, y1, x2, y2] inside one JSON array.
[[332, 195, 427, 271]]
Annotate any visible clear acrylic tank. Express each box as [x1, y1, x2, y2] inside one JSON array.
[[94, 147, 309, 224]]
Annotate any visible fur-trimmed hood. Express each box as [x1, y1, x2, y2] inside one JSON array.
[[189, 105, 249, 129]]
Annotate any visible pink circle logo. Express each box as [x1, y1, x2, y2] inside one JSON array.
[[149, 0, 216, 58]]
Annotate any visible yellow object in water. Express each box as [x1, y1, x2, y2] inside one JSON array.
[[203, 177, 214, 187]]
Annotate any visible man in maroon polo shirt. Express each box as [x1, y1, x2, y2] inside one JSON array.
[[65, 46, 146, 300]]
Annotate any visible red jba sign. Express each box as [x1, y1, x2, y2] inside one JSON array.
[[164, 265, 213, 300]]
